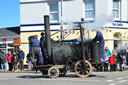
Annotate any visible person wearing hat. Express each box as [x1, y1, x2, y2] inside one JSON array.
[[40, 32, 48, 64]]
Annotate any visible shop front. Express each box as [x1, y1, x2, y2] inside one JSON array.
[[0, 27, 20, 54]]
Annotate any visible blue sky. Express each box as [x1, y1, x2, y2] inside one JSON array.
[[0, 0, 20, 28]]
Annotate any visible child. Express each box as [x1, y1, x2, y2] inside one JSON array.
[[109, 54, 116, 72], [12, 52, 18, 71], [104, 52, 109, 71]]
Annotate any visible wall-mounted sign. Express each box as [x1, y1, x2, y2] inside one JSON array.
[[13, 38, 21, 46], [112, 23, 123, 26], [2, 38, 6, 44]]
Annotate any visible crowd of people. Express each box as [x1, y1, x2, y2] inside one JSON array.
[[103, 47, 128, 72], [0, 49, 25, 72], [0, 32, 48, 72]]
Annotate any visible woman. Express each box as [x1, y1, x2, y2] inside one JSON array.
[[7, 51, 13, 71]]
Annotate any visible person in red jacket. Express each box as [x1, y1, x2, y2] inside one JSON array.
[[7, 51, 13, 71], [109, 54, 116, 72]]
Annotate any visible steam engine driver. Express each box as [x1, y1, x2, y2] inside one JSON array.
[[30, 35, 44, 65], [40, 32, 53, 65], [93, 31, 104, 62], [40, 32, 48, 65]]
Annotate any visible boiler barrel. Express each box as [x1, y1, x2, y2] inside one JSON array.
[[91, 42, 101, 63], [53, 45, 75, 64]]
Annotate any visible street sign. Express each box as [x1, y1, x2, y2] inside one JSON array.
[[13, 38, 21, 46]]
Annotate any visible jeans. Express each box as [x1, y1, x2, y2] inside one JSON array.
[[119, 63, 123, 71], [1, 62, 7, 70]]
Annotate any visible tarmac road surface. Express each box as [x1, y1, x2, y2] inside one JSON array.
[[0, 71, 128, 85]]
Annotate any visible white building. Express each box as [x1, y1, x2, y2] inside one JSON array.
[[20, 0, 128, 56]]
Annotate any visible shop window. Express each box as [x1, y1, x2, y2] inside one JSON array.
[[8, 43, 13, 47], [0, 44, 6, 48]]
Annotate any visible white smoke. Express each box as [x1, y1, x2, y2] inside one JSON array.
[[82, 13, 114, 31], [77, 34, 93, 42], [62, 20, 75, 30]]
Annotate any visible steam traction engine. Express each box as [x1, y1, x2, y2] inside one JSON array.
[[33, 16, 102, 78]]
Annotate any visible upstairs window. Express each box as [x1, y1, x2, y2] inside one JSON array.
[[113, 0, 120, 18], [49, 3, 59, 23], [85, 0, 95, 19]]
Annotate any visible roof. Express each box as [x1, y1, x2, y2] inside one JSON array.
[[0, 27, 20, 38]]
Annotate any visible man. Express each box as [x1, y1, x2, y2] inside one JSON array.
[[30, 35, 44, 65], [18, 48, 25, 71], [118, 49, 127, 71], [40, 32, 48, 64], [0, 50, 7, 71], [93, 31, 104, 61]]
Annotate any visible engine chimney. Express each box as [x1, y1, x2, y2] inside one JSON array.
[[44, 15, 51, 57]]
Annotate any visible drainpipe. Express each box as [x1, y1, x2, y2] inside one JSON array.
[[120, 0, 122, 21]]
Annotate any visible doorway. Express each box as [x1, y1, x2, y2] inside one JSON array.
[[114, 33, 122, 50]]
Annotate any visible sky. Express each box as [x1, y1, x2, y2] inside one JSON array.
[[0, 0, 20, 28]]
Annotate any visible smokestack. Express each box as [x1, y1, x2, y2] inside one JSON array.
[[44, 15, 51, 57]]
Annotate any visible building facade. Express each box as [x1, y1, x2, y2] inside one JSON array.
[[20, 0, 128, 58], [0, 27, 20, 54]]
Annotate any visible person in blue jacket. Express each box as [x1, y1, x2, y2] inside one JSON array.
[[93, 31, 105, 61], [30, 35, 44, 65], [105, 47, 111, 57], [40, 32, 48, 64]]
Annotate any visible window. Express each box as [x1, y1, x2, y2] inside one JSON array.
[[0, 43, 14, 54], [113, 0, 120, 18], [49, 3, 59, 22], [0, 44, 6, 48], [85, 0, 95, 19], [114, 33, 120, 40], [8, 43, 13, 47]]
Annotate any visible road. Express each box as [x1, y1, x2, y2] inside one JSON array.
[[0, 71, 128, 85]]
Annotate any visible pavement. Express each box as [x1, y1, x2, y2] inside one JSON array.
[[0, 69, 36, 73]]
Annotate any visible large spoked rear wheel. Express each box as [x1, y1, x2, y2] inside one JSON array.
[[75, 60, 92, 78], [48, 66, 60, 78]]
